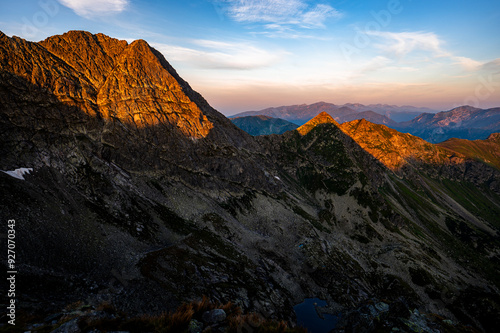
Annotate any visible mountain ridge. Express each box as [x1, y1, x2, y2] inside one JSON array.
[[40, 30, 214, 138], [339, 118, 455, 170]]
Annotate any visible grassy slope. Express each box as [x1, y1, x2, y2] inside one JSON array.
[[437, 136, 500, 170]]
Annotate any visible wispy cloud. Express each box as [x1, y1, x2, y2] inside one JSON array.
[[446, 55, 499, 73], [366, 31, 450, 58], [217, 0, 341, 29], [481, 58, 500, 72], [152, 39, 286, 70], [358, 56, 393, 73], [453, 56, 484, 71], [343, 56, 420, 81], [58, 0, 128, 18]]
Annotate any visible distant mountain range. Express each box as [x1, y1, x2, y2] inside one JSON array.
[[230, 102, 436, 125], [231, 103, 500, 142], [395, 105, 500, 143]]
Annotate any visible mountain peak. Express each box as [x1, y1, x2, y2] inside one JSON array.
[[316, 111, 336, 121], [354, 118, 371, 125], [297, 111, 339, 135], [443, 105, 482, 116], [3, 30, 215, 139]]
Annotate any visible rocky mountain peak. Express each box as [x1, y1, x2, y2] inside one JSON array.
[[39, 30, 128, 88], [350, 118, 371, 128], [94, 35, 214, 137], [1, 30, 214, 139], [433, 105, 482, 127], [296, 111, 340, 135]]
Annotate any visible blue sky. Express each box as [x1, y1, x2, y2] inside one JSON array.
[[1, 0, 499, 115]]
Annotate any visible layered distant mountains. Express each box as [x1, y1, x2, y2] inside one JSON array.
[[231, 101, 434, 125], [231, 103, 500, 142], [395, 105, 500, 143], [2, 31, 500, 333]]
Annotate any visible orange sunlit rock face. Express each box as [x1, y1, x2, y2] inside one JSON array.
[[1, 30, 213, 138], [339, 118, 456, 170], [295, 112, 466, 171]]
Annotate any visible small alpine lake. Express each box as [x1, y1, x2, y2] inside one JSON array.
[[293, 298, 340, 333]]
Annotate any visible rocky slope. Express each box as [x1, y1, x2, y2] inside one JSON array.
[[230, 115, 298, 136], [1, 31, 500, 333]]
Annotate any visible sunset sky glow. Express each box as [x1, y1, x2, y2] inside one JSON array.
[[1, 0, 499, 114]]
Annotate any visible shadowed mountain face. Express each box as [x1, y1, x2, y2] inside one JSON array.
[[2, 31, 500, 333]]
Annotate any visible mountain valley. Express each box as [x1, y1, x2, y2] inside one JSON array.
[[1, 31, 500, 333]]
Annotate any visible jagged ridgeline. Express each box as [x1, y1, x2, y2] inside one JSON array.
[[1, 31, 500, 332]]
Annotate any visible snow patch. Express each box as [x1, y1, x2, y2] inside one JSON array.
[[2, 168, 33, 180]]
